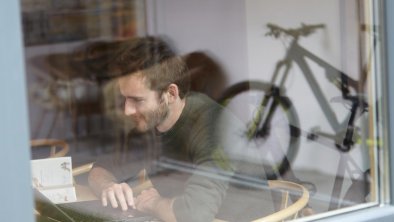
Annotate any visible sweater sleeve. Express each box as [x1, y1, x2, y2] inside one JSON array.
[[171, 108, 233, 222], [172, 170, 228, 222]]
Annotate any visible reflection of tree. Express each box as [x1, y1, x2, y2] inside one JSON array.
[[28, 39, 136, 141]]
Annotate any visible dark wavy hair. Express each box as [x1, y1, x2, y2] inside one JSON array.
[[106, 36, 190, 98], [71, 36, 190, 98]]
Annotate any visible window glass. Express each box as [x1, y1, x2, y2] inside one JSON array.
[[22, 0, 383, 221]]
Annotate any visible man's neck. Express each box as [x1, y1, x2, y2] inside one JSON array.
[[156, 98, 186, 133]]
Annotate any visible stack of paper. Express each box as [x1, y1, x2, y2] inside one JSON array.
[[31, 157, 77, 203]]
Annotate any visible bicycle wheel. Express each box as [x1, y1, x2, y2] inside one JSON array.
[[219, 81, 300, 180]]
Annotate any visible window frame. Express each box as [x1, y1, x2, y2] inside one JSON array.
[[0, 1, 34, 221], [2, 0, 394, 221]]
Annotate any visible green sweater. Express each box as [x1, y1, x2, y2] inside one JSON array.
[[96, 92, 233, 222]]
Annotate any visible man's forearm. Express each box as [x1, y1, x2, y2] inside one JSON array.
[[153, 198, 177, 222], [135, 188, 177, 222], [88, 166, 118, 196]]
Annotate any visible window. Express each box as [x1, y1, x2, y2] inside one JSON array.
[[2, 0, 393, 221]]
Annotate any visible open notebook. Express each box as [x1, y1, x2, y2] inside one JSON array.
[[31, 157, 76, 203]]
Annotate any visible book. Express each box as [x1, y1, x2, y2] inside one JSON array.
[[31, 157, 77, 204]]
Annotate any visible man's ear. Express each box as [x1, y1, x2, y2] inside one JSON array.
[[166, 84, 180, 103]]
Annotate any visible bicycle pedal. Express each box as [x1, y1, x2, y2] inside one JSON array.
[[307, 133, 318, 141]]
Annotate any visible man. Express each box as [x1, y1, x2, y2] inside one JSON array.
[[88, 37, 233, 222]]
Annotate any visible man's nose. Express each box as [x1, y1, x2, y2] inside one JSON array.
[[124, 103, 137, 116]]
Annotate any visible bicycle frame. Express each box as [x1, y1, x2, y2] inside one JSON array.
[[267, 37, 367, 151], [226, 23, 376, 212], [261, 36, 370, 210]]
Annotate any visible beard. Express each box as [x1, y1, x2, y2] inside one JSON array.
[[131, 99, 169, 132]]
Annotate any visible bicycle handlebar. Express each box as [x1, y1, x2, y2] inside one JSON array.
[[266, 23, 325, 39]]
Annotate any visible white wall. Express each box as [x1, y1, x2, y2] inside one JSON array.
[[151, 0, 368, 176], [245, 0, 366, 175], [147, 0, 249, 85]]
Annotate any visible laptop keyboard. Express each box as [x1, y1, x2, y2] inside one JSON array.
[[59, 206, 107, 222], [58, 205, 158, 222]]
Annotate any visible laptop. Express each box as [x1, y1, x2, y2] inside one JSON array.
[[34, 189, 157, 222]]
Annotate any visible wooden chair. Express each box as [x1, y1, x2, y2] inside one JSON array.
[[31, 139, 97, 201], [31, 139, 152, 195], [30, 139, 94, 178], [252, 180, 310, 222], [31, 139, 69, 158], [30, 53, 104, 140]]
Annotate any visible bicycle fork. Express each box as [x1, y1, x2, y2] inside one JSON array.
[[246, 86, 281, 140], [248, 58, 294, 140]]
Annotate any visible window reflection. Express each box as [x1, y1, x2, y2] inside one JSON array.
[[23, 0, 381, 222]]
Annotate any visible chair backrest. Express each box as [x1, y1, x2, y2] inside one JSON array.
[[183, 51, 227, 101], [31, 139, 69, 158], [252, 180, 310, 222]]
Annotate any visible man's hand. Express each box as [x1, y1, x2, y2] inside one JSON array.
[[101, 182, 135, 211], [135, 188, 161, 213], [135, 188, 177, 222]]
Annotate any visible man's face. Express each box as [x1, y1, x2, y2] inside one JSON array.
[[118, 73, 169, 132]]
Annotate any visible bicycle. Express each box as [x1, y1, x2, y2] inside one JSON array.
[[219, 23, 371, 207]]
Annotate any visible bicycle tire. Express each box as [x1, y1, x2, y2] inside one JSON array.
[[219, 81, 300, 180]]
